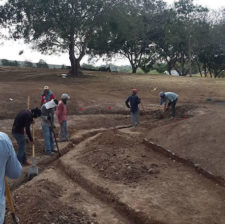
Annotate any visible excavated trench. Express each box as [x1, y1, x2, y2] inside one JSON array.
[[6, 106, 225, 224]]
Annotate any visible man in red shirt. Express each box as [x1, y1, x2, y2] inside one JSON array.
[[41, 86, 55, 106]]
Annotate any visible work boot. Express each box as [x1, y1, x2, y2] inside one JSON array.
[[45, 151, 54, 156]]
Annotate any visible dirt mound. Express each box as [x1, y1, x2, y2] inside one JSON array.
[[6, 179, 97, 224], [79, 130, 159, 184], [148, 104, 196, 119]]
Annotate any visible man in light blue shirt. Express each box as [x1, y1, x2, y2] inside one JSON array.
[[0, 132, 22, 224], [159, 92, 179, 118]]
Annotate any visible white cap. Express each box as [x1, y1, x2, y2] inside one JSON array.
[[61, 93, 70, 100], [44, 86, 49, 90]]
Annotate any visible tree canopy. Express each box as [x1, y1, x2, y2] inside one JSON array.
[[1, 0, 225, 77]]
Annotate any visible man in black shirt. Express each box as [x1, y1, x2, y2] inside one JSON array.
[[125, 89, 141, 127], [12, 108, 41, 165]]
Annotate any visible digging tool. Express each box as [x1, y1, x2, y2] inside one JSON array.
[[140, 101, 146, 114], [27, 124, 39, 180], [27, 96, 30, 109], [5, 177, 20, 224], [50, 119, 61, 158]]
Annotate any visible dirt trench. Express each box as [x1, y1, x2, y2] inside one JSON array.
[[5, 105, 225, 224], [6, 124, 225, 224]]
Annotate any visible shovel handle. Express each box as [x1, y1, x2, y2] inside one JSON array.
[[5, 177, 19, 223], [50, 120, 61, 157], [27, 96, 30, 110], [32, 124, 35, 159]]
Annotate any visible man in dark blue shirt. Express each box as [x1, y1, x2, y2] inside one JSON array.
[[125, 89, 141, 127]]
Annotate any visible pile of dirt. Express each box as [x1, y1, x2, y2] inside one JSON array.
[[148, 104, 196, 120], [5, 179, 97, 224], [79, 130, 160, 184]]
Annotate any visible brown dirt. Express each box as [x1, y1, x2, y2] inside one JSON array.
[[1, 66, 225, 223]]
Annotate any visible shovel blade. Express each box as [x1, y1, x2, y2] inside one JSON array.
[[27, 166, 39, 180]]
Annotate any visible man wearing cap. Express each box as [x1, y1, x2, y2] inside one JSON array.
[[0, 132, 22, 224], [56, 93, 70, 142], [41, 86, 55, 106], [125, 89, 141, 127], [41, 99, 58, 155], [12, 107, 42, 165], [159, 92, 178, 118]]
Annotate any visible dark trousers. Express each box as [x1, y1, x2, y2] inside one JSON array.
[[168, 99, 178, 117], [13, 133, 26, 164]]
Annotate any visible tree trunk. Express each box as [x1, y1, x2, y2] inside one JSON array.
[[203, 64, 207, 77], [132, 65, 137, 73], [168, 62, 172, 75], [69, 35, 82, 77], [196, 61, 202, 77], [181, 51, 185, 76], [188, 37, 192, 77]]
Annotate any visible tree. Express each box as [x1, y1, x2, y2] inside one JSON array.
[[1, 59, 18, 66], [1, 0, 111, 76], [24, 60, 34, 68], [36, 59, 49, 68], [89, 0, 165, 73]]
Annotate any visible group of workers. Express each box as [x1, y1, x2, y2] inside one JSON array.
[[11, 86, 70, 167], [126, 89, 178, 127], [0, 86, 178, 223]]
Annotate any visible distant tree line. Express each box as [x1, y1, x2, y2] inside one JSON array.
[[0, 59, 49, 68], [0, 0, 225, 77]]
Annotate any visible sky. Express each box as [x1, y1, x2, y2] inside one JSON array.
[[0, 0, 225, 66]]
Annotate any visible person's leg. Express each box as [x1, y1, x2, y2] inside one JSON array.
[[136, 110, 140, 125], [49, 127, 55, 152], [13, 134, 26, 164], [63, 120, 69, 141], [58, 123, 63, 142], [42, 124, 51, 153], [171, 99, 177, 118], [131, 112, 135, 127]]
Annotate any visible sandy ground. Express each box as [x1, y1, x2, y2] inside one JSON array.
[[1, 66, 225, 223]]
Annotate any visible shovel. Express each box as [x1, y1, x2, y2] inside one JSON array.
[[50, 120, 61, 158], [27, 124, 38, 180], [140, 101, 146, 115], [5, 177, 20, 224]]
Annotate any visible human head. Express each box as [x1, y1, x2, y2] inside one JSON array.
[[31, 107, 42, 118], [132, 89, 138, 95], [159, 92, 165, 105], [159, 92, 165, 98], [61, 93, 70, 100], [43, 86, 49, 94], [45, 99, 58, 109]]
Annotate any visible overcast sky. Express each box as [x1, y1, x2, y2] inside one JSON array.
[[0, 0, 225, 66]]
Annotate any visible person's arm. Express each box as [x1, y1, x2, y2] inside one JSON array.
[[50, 93, 55, 100], [125, 96, 130, 108], [57, 103, 64, 124], [41, 96, 44, 106], [25, 116, 33, 142], [5, 138, 22, 179], [163, 103, 167, 112], [137, 96, 141, 104]]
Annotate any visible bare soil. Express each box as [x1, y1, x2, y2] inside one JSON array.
[[1, 66, 225, 223]]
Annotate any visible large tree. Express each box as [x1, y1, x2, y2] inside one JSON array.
[[1, 0, 111, 76], [89, 0, 165, 73]]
